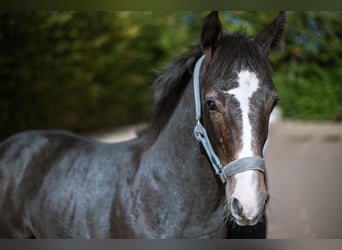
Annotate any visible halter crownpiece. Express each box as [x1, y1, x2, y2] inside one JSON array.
[[192, 55, 266, 183]]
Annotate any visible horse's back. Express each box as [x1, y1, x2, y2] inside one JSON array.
[[0, 131, 46, 237], [0, 130, 136, 238]]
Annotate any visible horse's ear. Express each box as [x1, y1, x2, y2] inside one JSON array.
[[255, 11, 286, 56], [201, 11, 222, 64]]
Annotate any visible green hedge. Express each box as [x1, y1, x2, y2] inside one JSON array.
[[0, 12, 341, 140]]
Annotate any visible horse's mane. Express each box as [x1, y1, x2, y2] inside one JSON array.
[[135, 45, 203, 152]]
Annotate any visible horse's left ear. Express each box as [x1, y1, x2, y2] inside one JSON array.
[[201, 11, 222, 63], [255, 11, 286, 56]]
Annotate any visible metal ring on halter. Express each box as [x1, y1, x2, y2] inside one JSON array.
[[192, 55, 266, 183]]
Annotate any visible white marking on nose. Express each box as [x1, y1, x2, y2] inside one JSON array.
[[232, 170, 260, 219], [224, 70, 259, 159]]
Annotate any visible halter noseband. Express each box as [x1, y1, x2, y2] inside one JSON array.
[[193, 55, 265, 183]]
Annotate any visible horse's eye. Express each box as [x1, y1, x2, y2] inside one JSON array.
[[206, 99, 218, 111]]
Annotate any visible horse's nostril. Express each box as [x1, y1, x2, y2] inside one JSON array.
[[231, 198, 243, 217]]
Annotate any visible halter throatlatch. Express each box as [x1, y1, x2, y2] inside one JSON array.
[[193, 55, 265, 183]]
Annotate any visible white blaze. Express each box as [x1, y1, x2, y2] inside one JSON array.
[[225, 70, 259, 158], [224, 70, 261, 220]]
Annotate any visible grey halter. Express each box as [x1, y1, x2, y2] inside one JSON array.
[[192, 55, 265, 183]]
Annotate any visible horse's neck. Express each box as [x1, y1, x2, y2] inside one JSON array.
[[145, 80, 208, 180], [136, 80, 225, 234]]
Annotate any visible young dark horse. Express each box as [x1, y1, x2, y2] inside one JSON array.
[[0, 11, 286, 238]]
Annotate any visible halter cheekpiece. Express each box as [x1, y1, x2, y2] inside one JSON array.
[[192, 55, 266, 183]]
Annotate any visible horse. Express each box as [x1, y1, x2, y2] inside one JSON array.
[[0, 11, 286, 238]]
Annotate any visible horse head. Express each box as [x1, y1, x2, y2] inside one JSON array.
[[196, 11, 286, 226]]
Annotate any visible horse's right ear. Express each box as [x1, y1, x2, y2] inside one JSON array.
[[201, 11, 222, 64]]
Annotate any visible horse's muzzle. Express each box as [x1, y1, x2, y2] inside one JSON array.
[[226, 169, 269, 226], [231, 192, 269, 226]]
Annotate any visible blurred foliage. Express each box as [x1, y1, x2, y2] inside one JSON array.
[[271, 11, 342, 121], [0, 11, 341, 139]]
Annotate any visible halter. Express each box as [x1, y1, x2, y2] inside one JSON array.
[[193, 55, 265, 183]]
